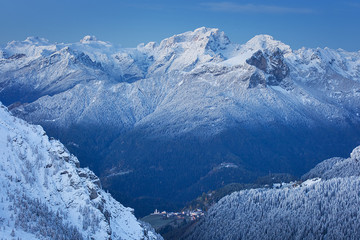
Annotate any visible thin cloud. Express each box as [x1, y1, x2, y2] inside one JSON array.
[[201, 2, 314, 14]]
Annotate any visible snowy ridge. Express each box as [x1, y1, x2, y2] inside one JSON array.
[[185, 145, 360, 240], [1, 27, 359, 136], [302, 146, 360, 180], [143, 27, 233, 74], [0, 103, 161, 239]]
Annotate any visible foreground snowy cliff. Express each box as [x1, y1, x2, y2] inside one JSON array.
[[184, 146, 360, 240], [0, 103, 161, 239]]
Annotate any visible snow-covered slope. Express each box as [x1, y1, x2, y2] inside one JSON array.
[[302, 146, 360, 180], [184, 146, 360, 240], [0, 103, 161, 239], [1, 27, 360, 216]]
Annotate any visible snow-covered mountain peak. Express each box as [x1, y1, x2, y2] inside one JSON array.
[[24, 36, 51, 45], [243, 34, 292, 54], [194, 26, 219, 34], [220, 34, 292, 69], [5, 36, 52, 52], [78, 35, 112, 48], [192, 27, 231, 50], [4, 37, 56, 59], [157, 27, 230, 52], [145, 27, 233, 73], [137, 41, 158, 54], [80, 35, 98, 43]]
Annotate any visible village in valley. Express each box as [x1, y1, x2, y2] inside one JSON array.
[[141, 208, 205, 237], [152, 208, 205, 221]]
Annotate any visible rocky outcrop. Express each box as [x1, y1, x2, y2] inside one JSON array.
[[246, 48, 289, 87]]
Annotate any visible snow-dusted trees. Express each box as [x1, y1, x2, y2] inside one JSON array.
[[10, 193, 84, 240], [0, 103, 161, 240], [185, 147, 360, 240]]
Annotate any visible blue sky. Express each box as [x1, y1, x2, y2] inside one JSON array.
[[0, 0, 359, 51]]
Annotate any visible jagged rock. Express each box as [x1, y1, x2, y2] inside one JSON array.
[[248, 71, 266, 88], [246, 50, 268, 71], [8, 53, 26, 60], [89, 187, 98, 200], [246, 48, 289, 86], [269, 48, 289, 81]]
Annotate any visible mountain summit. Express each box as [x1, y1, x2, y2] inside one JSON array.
[[244, 34, 291, 53], [158, 27, 231, 51], [80, 35, 98, 43]]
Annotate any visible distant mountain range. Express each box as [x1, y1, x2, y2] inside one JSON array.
[[1, 27, 360, 216], [0, 103, 161, 239]]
